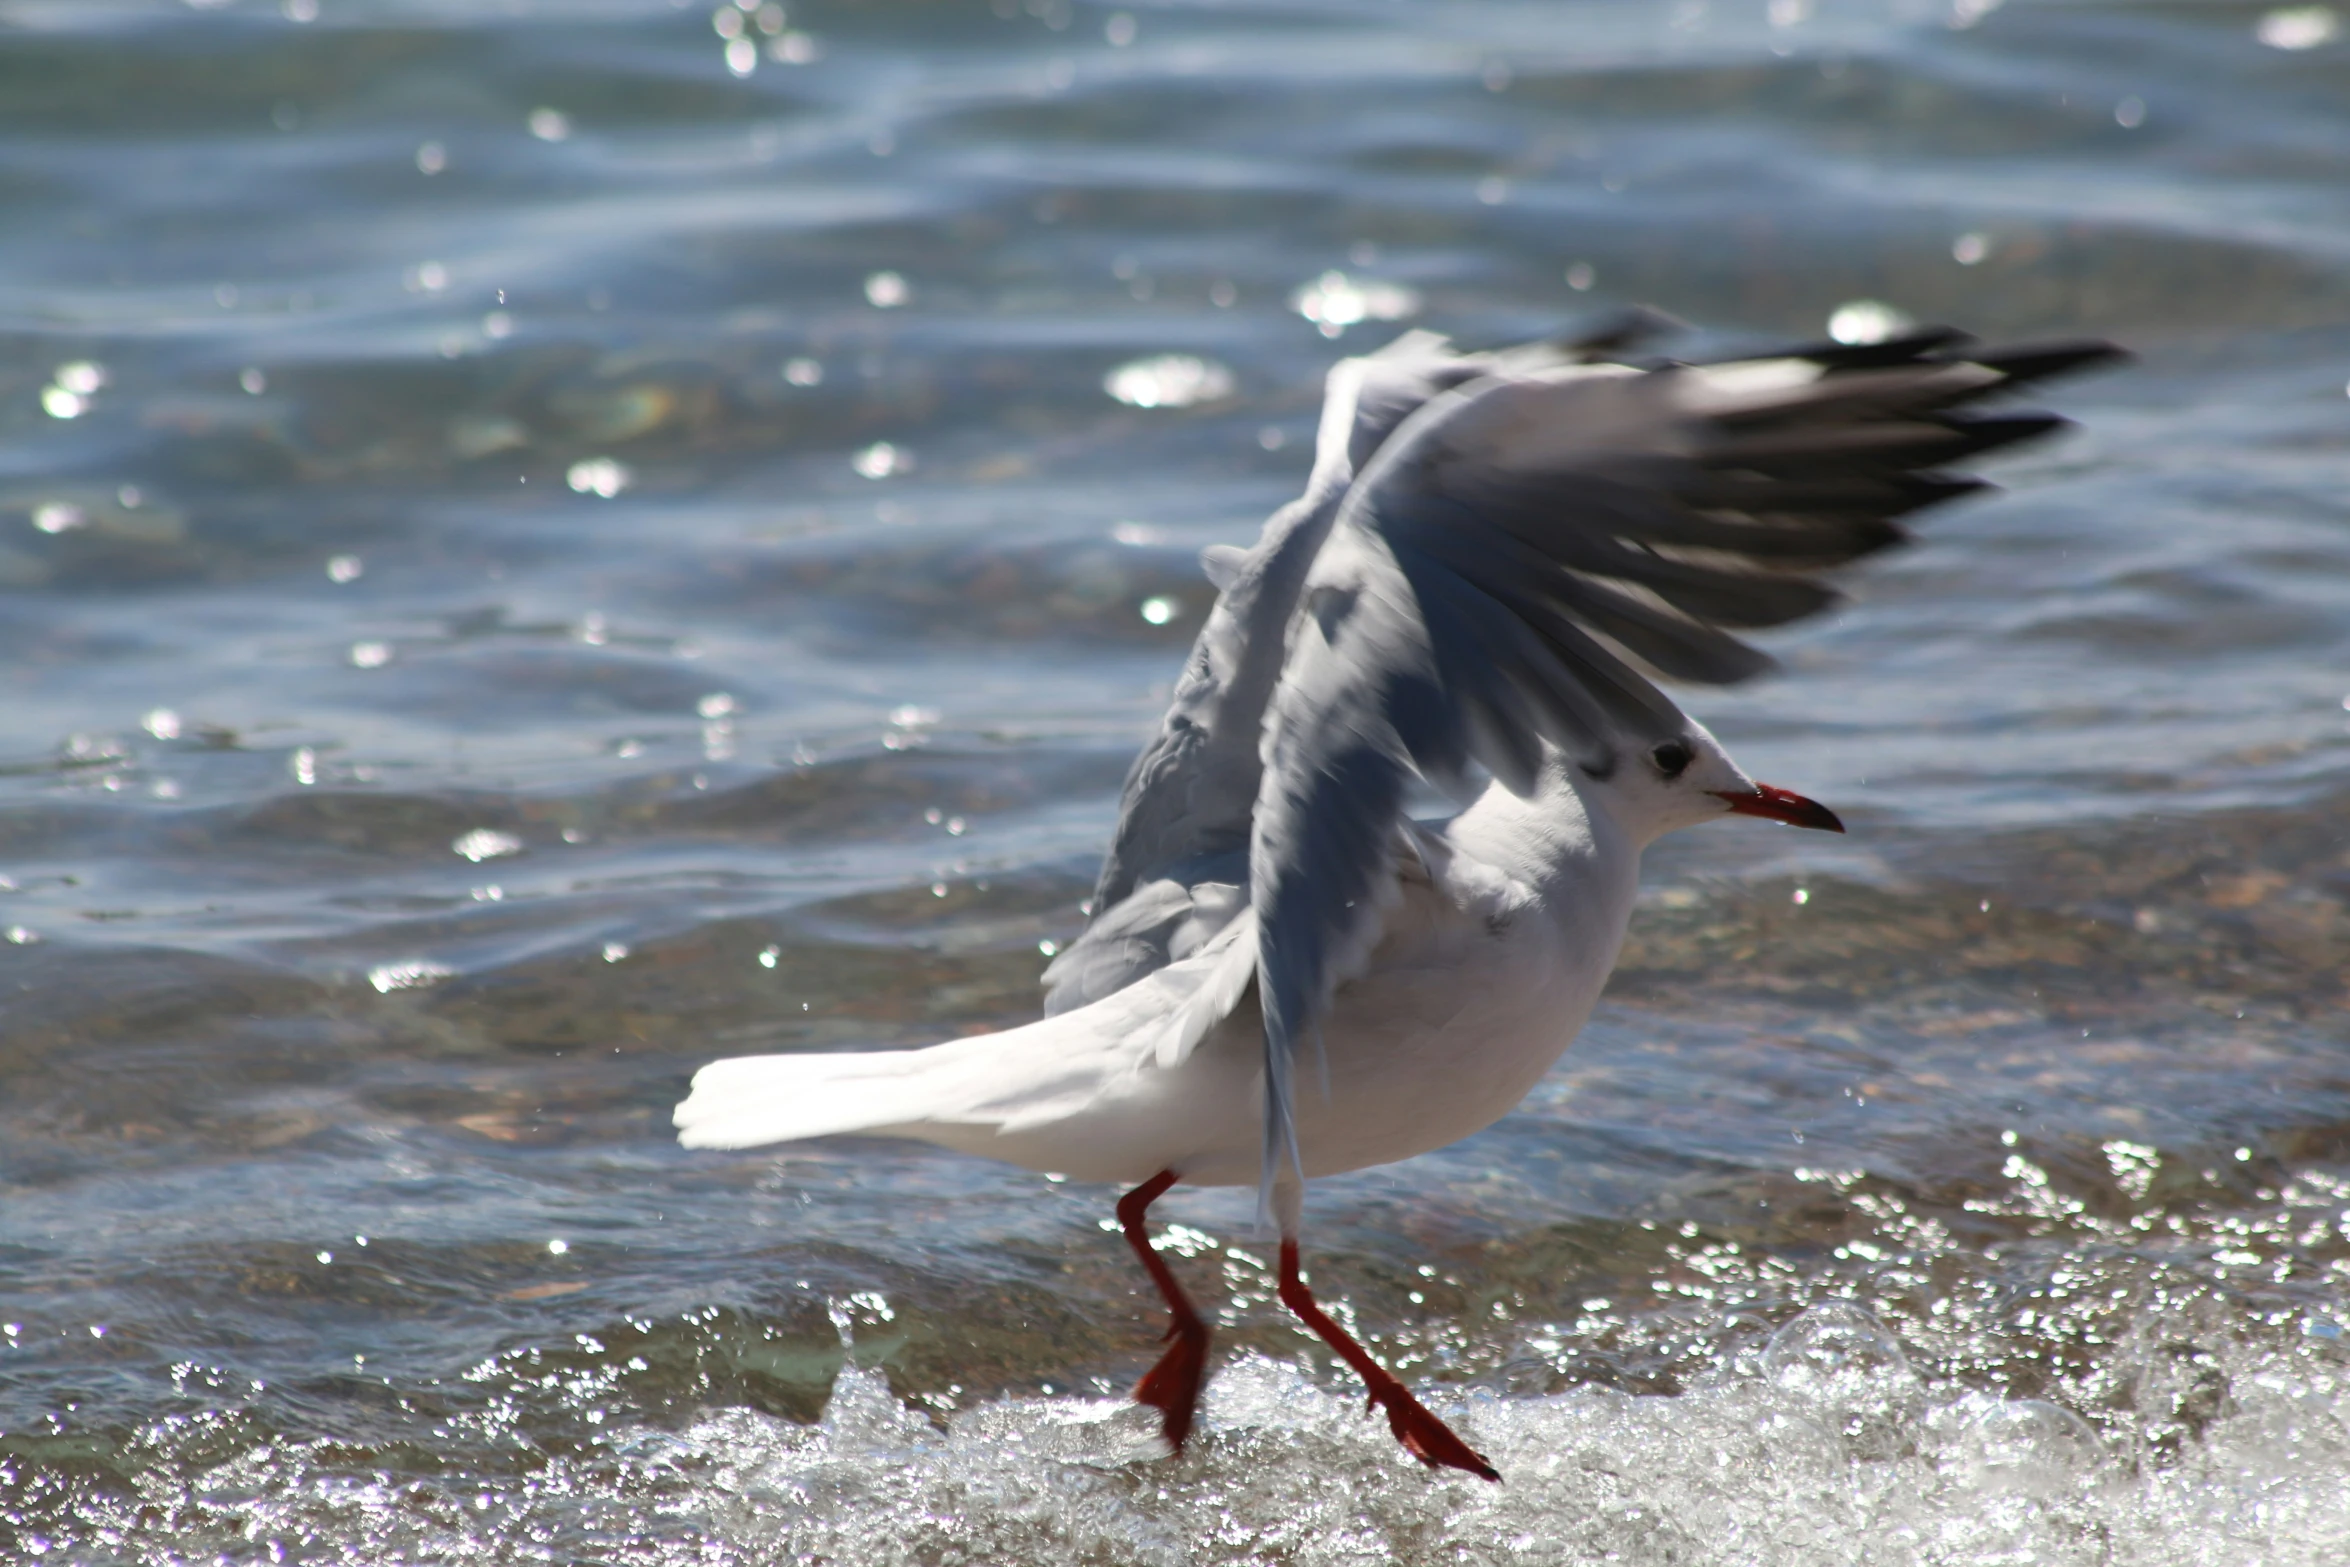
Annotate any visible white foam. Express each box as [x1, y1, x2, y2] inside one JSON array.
[[651, 1308, 2350, 1566], [27, 1296, 2350, 1564]]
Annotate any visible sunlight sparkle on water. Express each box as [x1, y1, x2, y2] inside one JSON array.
[[567, 457, 632, 497], [1290, 270, 1420, 337], [367, 960, 453, 993], [1828, 299, 1914, 344], [453, 829, 524, 863], [853, 442, 908, 479], [1103, 354, 1235, 409], [2256, 6, 2338, 48]]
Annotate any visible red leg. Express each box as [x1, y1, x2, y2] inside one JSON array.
[[1117, 1169, 1211, 1454], [1277, 1240, 1500, 1482]]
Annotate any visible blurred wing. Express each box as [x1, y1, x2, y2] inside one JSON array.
[[1246, 331, 2124, 1193]]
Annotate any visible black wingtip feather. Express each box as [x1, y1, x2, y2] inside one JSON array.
[[1936, 411, 2073, 461], [1900, 474, 1995, 511], [1671, 472, 1987, 522], [1972, 339, 2133, 388], [1784, 327, 1977, 369]]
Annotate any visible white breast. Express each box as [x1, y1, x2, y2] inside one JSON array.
[[1170, 783, 1641, 1187]]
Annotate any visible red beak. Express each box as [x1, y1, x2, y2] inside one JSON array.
[[1710, 782, 1845, 833]]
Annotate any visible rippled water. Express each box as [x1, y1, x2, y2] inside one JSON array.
[[4, 0, 2349, 1561]]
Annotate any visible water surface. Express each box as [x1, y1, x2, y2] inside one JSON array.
[[3, 0, 2350, 1561]]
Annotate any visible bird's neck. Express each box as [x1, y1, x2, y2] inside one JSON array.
[[1447, 757, 1635, 892]]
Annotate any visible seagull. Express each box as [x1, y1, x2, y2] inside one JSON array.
[[676, 316, 2120, 1481]]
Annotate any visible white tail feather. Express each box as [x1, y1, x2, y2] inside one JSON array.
[[673, 927, 1257, 1165], [674, 1051, 940, 1150]]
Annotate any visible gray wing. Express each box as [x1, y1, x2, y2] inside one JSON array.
[[1246, 331, 2125, 1187], [1043, 333, 1502, 1015], [1035, 850, 1248, 1015], [1079, 332, 1489, 910], [1047, 315, 1673, 1015]]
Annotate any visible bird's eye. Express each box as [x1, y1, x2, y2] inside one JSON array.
[[1651, 740, 1693, 779]]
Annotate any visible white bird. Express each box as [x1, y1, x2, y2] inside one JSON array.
[[676, 316, 2120, 1480]]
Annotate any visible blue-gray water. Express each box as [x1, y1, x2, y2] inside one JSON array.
[[4, 1, 2349, 1561]]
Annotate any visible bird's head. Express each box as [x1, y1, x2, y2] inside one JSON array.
[[1578, 719, 1843, 847]]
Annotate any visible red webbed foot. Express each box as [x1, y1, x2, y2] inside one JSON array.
[[1277, 1238, 1501, 1483], [1118, 1170, 1214, 1455], [1361, 1370, 1499, 1481], [1132, 1312, 1212, 1452]]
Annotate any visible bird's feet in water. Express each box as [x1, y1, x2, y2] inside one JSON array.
[[1118, 1169, 1214, 1454], [1133, 1312, 1211, 1453], [1276, 1238, 1500, 1482], [1358, 1367, 1500, 1481]]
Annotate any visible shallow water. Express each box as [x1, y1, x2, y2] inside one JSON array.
[[3, 0, 2349, 1561]]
